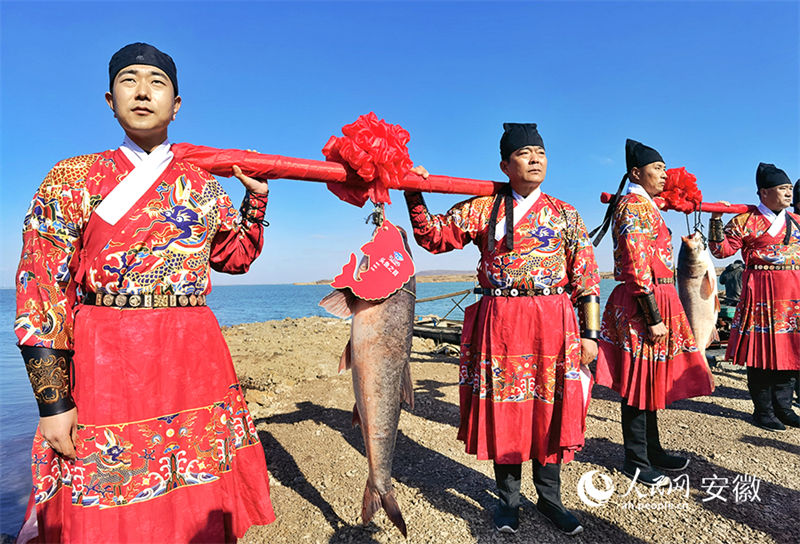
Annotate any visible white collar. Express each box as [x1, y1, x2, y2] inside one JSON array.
[[494, 187, 542, 240], [511, 187, 541, 204], [94, 136, 174, 225], [757, 202, 787, 237], [120, 135, 171, 166], [756, 202, 782, 221]]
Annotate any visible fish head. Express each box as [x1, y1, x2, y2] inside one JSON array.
[[394, 225, 414, 258], [680, 231, 703, 250], [677, 230, 712, 277]]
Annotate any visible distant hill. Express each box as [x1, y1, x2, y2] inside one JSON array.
[[298, 269, 616, 285], [416, 269, 475, 276]]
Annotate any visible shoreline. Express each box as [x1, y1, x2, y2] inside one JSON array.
[[295, 271, 620, 285]]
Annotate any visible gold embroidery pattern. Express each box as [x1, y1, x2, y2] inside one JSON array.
[[25, 352, 71, 405]]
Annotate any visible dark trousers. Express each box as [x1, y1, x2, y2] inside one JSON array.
[[747, 367, 797, 418], [620, 403, 665, 469], [493, 460, 563, 514]]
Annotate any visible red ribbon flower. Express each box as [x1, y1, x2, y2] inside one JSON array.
[[322, 112, 413, 207], [656, 167, 703, 213]]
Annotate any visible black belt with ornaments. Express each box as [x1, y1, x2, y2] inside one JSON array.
[[474, 286, 568, 297], [83, 292, 207, 308]]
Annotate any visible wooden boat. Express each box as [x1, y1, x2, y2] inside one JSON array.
[[412, 288, 471, 345]]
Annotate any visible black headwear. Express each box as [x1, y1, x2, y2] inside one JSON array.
[[500, 123, 544, 161], [625, 138, 664, 173], [755, 162, 790, 190], [589, 139, 664, 246], [793, 180, 799, 214], [754, 163, 797, 243], [109, 43, 178, 95]]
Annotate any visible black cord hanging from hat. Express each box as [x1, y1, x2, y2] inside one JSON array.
[[589, 172, 628, 246], [487, 184, 514, 252], [791, 180, 800, 244], [591, 139, 665, 247], [793, 180, 799, 214], [784, 213, 799, 245]]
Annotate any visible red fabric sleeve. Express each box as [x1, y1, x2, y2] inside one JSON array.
[[209, 192, 268, 274], [404, 191, 476, 254], [560, 204, 601, 302], [709, 214, 746, 259], [15, 156, 97, 349], [613, 198, 657, 296]]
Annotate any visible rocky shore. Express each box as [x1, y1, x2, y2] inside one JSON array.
[[227, 317, 799, 544]]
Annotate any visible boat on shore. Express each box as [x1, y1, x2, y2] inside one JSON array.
[[413, 288, 472, 345]]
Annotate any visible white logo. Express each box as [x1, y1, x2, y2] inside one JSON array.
[[577, 470, 615, 508]]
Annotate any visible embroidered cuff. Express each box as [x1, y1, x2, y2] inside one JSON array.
[[404, 191, 425, 210], [635, 293, 663, 326], [404, 191, 430, 227], [577, 294, 601, 339], [20, 346, 75, 417], [708, 217, 724, 243], [240, 192, 269, 226]]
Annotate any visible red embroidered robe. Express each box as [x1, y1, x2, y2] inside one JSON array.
[[406, 191, 599, 464], [15, 148, 275, 543]]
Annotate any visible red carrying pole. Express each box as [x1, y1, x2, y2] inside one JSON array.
[[171, 143, 504, 196], [599, 192, 752, 214]]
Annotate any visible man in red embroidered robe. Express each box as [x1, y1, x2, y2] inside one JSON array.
[[405, 123, 600, 536], [15, 43, 275, 543], [708, 163, 800, 431], [593, 139, 713, 487]]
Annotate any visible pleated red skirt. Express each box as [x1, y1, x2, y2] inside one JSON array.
[[18, 305, 275, 543], [596, 283, 714, 410], [726, 269, 800, 369], [457, 294, 592, 466]]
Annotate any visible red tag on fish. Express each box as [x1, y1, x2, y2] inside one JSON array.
[[332, 220, 415, 301]]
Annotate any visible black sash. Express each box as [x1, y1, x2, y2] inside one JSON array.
[[487, 184, 514, 252]]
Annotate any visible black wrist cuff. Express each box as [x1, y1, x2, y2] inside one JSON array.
[[240, 192, 269, 227], [20, 346, 75, 417], [708, 217, 724, 243], [635, 293, 663, 326]]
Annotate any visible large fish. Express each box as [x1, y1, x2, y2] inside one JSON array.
[[677, 231, 720, 359], [319, 228, 415, 537]]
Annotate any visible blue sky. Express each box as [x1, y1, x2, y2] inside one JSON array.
[[1, 1, 797, 287]]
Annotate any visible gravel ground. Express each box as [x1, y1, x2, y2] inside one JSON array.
[[226, 317, 799, 544]]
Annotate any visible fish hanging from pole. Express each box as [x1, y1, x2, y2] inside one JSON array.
[[319, 215, 416, 536], [677, 231, 720, 363]]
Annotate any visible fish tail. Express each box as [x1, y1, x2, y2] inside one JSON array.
[[361, 484, 382, 525], [361, 485, 407, 537], [381, 489, 408, 537]]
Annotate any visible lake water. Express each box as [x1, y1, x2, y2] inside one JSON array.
[[0, 279, 616, 535]]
